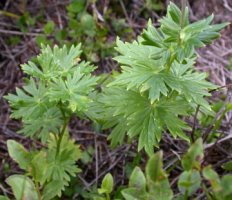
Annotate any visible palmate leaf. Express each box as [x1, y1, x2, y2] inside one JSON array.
[[5, 78, 48, 120], [45, 133, 81, 190], [7, 134, 81, 200], [159, 3, 228, 46], [21, 45, 83, 80], [140, 2, 228, 63], [167, 60, 216, 110], [95, 87, 190, 155], [5, 79, 63, 141], [141, 19, 164, 48], [48, 68, 98, 112], [114, 37, 164, 67], [19, 108, 63, 143], [112, 41, 215, 109], [5, 44, 98, 140], [111, 38, 167, 103]]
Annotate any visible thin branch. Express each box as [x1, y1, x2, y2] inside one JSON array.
[[209, 83, 232, 93], [191, 105, 200, 143], [94, 134, 99, 185], [0, 29, 42, 36], [119, 0, 135, 37]]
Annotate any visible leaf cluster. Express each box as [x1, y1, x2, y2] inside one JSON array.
[[5, 45, 98, 142], [97, 138, 232, 200], [6, 133, 81, 200], [2, 2, 230, 200], [94, 3, 228, 155], [4, 44, 98, 199]]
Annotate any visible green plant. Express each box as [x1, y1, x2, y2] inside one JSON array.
[[145, 0, 164, 11], [4, 44, 98, 200], [97, 138, 232, 200], [94, 2, 228, 155], [35, 0, 123, 63], [3, 2, 230, 199]]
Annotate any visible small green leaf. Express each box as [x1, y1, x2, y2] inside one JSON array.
[[121, 188, 148, 200], [178, 170, 201, 196], [181, 138, 204, 171], [43, 21, 55, 35], [67, 0, 85, 13], [0, 196, 10, 200], [30, 151, 47, 184], [222, 161, 232, 171], [6, 175, 39, 200], [146, 151, 166, 182], [35, 35, 51, 46], [145, 151, 173, 200], [80, 13, 96, 37], [129, 167, 146, 190], [99, 173, 114, 194], [7, 140, 31, 170], [149, 180, 173, 200], [203, 165, 221, 192]]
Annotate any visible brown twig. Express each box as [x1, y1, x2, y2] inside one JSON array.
[[209, 83, 232, 93], [0, 29, 42, 36], [191, 105, 200, 143]]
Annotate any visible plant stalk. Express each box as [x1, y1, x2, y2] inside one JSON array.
[[56, 119, 68, 157], [106, 193, 110, 200], [56, 104, 68, 157], [35, 181, 42, 200], [180, 0, 186, 28]]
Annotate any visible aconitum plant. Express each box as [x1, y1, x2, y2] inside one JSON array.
[[4, 45, 98, 200], [94, 3, 228, 155], [2, 2, 229, 200]]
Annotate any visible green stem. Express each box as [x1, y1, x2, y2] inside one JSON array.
[[0, 10, 20, 19], [184, 190, 189, 200], [180, 0, 186, 28], [178, 0, 186, 45], [166, 53, 175, 72], [106, 193, 110, 200], [56, 119, 68, 157], [35, 181, 42, 200], [56, 103, 68, 157]]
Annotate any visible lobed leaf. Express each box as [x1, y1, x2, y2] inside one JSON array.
[[95, 87, 190, 155]]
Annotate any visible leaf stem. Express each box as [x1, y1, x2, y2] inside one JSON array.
[[35, 181, 42, 200], [166, 53, 175, 72], [191, 105, 200, 143], [180, 0, 186, 28], [56, 103, 68, 157], [184, 190, 189, 200], [56, 118, 68, 157], [106, 193, 110, 200]]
